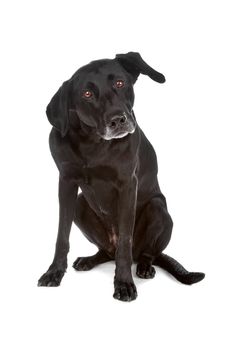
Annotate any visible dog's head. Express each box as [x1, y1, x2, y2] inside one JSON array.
[[46, 52, 165, 140]]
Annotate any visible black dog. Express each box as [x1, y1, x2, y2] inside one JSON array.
[[38, 52, 205, 301]]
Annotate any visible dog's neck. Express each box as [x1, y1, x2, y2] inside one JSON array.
[[68, 110, 103, 144]]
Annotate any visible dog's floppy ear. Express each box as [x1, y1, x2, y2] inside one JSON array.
[[115, 52, 165, 84], [46, 80, 72, 137]]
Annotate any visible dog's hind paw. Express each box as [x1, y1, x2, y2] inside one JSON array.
[[136, 263, 156, 279], [73, 257, 95, 271]]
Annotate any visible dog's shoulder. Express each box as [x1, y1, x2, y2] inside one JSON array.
[[49, 127, 81, 170]]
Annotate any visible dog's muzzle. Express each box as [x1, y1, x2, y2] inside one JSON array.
[[102, 112, 136, 140]]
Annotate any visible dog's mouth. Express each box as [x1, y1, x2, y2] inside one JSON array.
[[114, 130, 130, 139], [101, 123, 136, 141]]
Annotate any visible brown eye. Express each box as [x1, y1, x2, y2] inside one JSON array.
[[115, 80, 124, 88], [83, 90, 92, 98]]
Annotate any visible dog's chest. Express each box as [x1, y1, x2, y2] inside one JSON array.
[[81, 176, 119, 251], [74, 136, 135, 220], [81, 173, 118, 217], [77, 143, 122, 215]]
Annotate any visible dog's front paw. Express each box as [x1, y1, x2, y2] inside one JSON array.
[[38, 269, 65, 287], [113, 279, 137, 302]]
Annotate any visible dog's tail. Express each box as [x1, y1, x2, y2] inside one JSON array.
[[153, 253, 205, 285]]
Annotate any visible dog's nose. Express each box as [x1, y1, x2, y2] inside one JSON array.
[[108, 114, 127, 129]]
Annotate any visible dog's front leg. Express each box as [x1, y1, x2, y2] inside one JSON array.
[[113, 175, 138, 301], [38, 176, 78, 286]]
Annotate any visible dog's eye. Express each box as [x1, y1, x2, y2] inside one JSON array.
[[115, 80, 124, 88], [83, 90, 92, 98]]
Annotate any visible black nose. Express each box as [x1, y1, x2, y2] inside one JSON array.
[[108, 114, 127, 129]]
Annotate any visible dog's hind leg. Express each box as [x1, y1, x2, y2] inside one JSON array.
[[134, 196, 173, 279], [134, 197, 205, 284]]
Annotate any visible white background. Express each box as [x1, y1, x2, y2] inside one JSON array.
[[1, 0, 232, 349]]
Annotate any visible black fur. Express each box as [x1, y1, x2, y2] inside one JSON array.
[[38, 52, 205, 301]]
